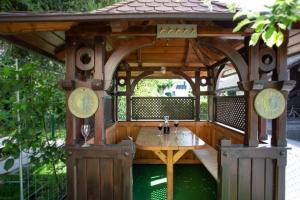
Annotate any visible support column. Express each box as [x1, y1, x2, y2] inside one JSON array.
[[195, 70, 200, 121], [208, 69, 214, 121], [126, 68, 131, 121], [65, 36, 78, 145], [94, 37, 106, 144], [244, 39, 260, 147], [271, 35, 289, 147]]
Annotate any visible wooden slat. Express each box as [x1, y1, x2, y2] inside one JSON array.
[[53, 31, 65, 40], [288, 32, 300, 47], [16, 33, 56, 54], [288, 43, 300, 55], [100, 159, 114, 200], [229, 157, 238, 200], [77, 159, 87, 200], [35, 31, 65, 47], [238, 158, 251, 200], [86, 159, 100, 199], [251, 158, 265, 200], [265, 159, 274, 200]]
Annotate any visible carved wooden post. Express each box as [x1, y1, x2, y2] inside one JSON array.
[[271, 34, 288, 147], [244, 39, 260, 147], [94, 37, 106, 144], [65, 36, 78, 145]]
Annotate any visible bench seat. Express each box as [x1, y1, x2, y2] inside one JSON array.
[[193, 145, 218, 180]]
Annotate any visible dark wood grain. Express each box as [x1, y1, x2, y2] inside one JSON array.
[[66, 140, 135, 200]]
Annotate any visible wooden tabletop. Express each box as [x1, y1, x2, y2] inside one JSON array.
[[136, 127, 206, 150]]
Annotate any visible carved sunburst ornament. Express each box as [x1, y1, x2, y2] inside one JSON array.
[[254, 88, 285, 119], [68, 87, 99, 118]]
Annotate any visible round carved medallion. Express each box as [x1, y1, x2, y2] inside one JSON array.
[[76, 47, 95, 71], [68, 87, 99, 118], [259, 48, 276, 72], [254, 88, 285, 119]]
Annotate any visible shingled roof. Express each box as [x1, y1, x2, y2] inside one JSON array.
[[0, 0, 233, 22], [96, 0, 229, 14]]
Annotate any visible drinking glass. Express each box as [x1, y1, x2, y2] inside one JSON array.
[[157, 123, 163, 135], [174, 120, 179, 133], [81, 124, 91, 147]]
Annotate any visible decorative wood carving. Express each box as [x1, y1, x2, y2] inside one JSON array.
[[254, 88, 286, 120], [76, 46, 95, 71], [259, 47, 276, 72]]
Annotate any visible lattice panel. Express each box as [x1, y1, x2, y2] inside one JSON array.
[[132, 97, 195, 120], [215, 96, 246, 130]]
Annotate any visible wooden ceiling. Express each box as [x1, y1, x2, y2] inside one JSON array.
[[0, 20, 299, 79]]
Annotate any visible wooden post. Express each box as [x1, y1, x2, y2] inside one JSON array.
[[208, 69, 214, 121], [94, 37, 106, 144], [126, 68, 131, 121], [195, 70, 200, 121], [244, 38, 259, 147], [65, 36, 78, 145], [272, 35, 289, 147]]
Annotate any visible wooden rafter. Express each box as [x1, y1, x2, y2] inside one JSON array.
[[190, 39, 212, 66]]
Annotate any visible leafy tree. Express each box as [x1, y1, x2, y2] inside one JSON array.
[[0, 0, 121, 12], [0, 41, 65, 192], [232, 0, 300, 47], [0, 2, 121, 192]]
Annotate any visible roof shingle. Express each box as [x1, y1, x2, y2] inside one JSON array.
[[95, 0, 230, 14]]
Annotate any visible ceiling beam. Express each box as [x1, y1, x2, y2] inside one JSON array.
[[0, 22, 76, 34], [68, 25, 249, 37], [190, 39, 212, 66], [118, 66, 209, 72], [0, 35, 63, 63]]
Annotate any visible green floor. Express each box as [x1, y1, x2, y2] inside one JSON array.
[[133, 164, 217, 200]]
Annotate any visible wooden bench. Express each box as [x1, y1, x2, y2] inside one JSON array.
[[193, 145, 218, 180]]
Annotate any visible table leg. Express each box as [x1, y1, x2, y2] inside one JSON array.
[[167, 150, 173, 200]]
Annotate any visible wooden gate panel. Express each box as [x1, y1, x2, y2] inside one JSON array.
[[66, 140, 135, 200], [219, 140, 287, 200]]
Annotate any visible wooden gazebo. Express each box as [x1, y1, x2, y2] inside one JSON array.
[[0, 0, 298, 199]]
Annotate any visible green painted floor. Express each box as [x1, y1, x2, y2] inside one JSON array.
[[133, 164, 217, 200]]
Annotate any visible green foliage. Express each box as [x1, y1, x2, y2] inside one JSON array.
[[0, 0, 121, 12], [200, 96, 208, 120], [133, 79, 174, 97], [0, 41, 65, 192], [233, 0, 300, 47]]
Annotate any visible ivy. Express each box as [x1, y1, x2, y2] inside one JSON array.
[[232, 0, 300, 47]]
